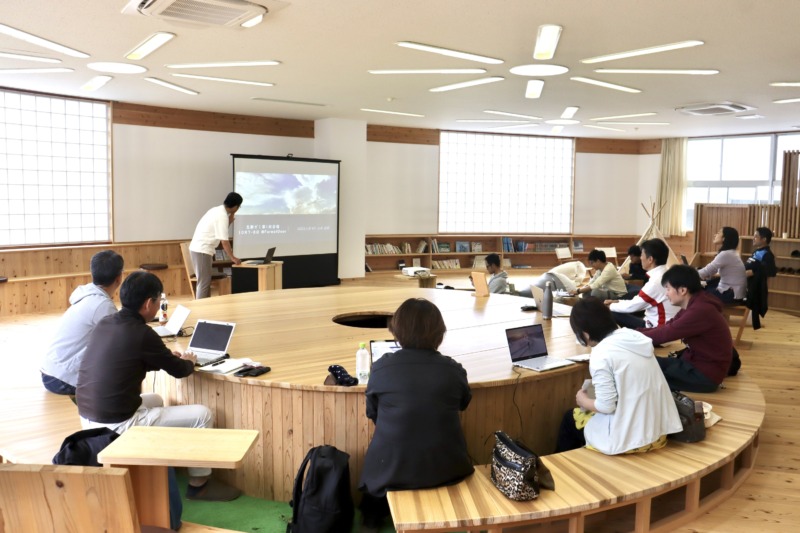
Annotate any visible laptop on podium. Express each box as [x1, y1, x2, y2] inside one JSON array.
[[245, 247, 276, 265]]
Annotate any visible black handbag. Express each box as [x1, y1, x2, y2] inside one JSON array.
[[668, 391, 706, 443], [490, 431, 554, 501]]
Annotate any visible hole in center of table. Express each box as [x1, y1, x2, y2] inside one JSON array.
[[332, 312, 393, 329]]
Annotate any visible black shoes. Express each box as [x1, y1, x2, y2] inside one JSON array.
[[328, 365, 358, 386]]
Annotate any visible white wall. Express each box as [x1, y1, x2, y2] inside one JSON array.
[[365, 142, 440, 234], [112, 125, 314, 242], [573, 153, 660, 235]]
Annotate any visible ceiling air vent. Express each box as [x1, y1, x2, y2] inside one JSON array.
[[676, 102, 756, 116], [123, 0, 267, 27]]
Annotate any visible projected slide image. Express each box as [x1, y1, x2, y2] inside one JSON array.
[[236, 172, 337, 215]]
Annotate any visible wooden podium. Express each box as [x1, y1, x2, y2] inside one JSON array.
[[231, 261, 283, 293]]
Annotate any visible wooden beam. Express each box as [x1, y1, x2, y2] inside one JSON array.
[[367, 125, 440, 145], [576, 138, 662, 155]]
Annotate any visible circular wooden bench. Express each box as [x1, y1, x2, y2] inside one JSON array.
[[388, 374, 765, 533]]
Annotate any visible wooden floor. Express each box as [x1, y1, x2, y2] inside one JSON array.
[[1, 272, 798, 532]]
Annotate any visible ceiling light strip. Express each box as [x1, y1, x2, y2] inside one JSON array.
[[491, 123, 539, 130], [595, 68, 718, 75], [598, 121, 669, 125], [0, 67, 73, 74], [125, 32, 175, 61], [0, 51, 60, 63], [456, 119, 529, 123], [774, 97, 800, 104], [533, 24, 562, 60], [430, 77, 504, 92], [561, 106, 579, 119], [167, 61, 280, 69], [591, 112, 656, 121], [397, 41, 503, 65], [368, 69, 487, 74], [484, 110, 542, 120], [252, 97, 326, 107], [360, 108, 424, 117], [0, 24, 89, 58], [144, 77, 198, 95], [81, 76, 112, 92], [172, 73, 273, 86], [525, 80, 544, 99], [581, 40, 704, 64], [584, 124, 626, 132], [570, 77, 641, 93]]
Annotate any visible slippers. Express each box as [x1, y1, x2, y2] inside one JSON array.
[[186, 479, 241, 502]]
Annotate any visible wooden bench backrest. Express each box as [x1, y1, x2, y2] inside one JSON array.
[[0, 464, 141, 533]]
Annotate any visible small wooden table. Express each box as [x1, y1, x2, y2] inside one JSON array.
[[98, 426, 258, 528], [232, 261, 283, 292]]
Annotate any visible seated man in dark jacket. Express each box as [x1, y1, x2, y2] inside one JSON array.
[[77, 271, 239, 502], [638, 265, 733, 393]]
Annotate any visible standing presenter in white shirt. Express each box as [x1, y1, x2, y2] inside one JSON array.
[[189, 192, 243, 299]]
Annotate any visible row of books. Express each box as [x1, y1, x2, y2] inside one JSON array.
[[365, 242, 412, 255], [431, 258, 461, 269], [431, 238, 487, 253], [512, 240, 570, 252]]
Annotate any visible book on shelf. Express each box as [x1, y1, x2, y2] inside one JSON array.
[[503, 236, 514, 253], [471, 242, 483, 252], [438, 242, 451, 253], [412, 257, 421, 267], [416, 239, 428, 253], [431, 238, 439, 253], [455, 240, 470, 253], [365, 262, 372, 273], [502, 258, 512, 268], [214, 249, 228, 261], [472, 255, 487, 269], [515, 240, 526, 252], [431, 258, 461, 269], [525, 243, 536, 252], [572, 239, 584, 252]]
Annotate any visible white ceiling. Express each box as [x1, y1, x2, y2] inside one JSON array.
[[3, 0, 800, 139]]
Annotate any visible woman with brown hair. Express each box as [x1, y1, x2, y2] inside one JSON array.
[[358, 298, 474, 532]]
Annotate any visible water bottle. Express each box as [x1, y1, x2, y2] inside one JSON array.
[[542, 281, 553, 320], [356, 342, 370, 384], [159, 292, 168, 325]]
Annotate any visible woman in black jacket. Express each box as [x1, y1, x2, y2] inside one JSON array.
[[358, 298, 474, 531]]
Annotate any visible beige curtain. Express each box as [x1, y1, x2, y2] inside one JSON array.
[[657, 138, 688, 236]]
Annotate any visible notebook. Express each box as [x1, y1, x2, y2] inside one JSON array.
[[152, 304, 190, 337], [471, 271, 490, 297], [505, 324, 575, 372], [369, 339, 401, 363], [245, 247, 276, 265], [530, 285, 571, 317], [188, 319, 236, 366]]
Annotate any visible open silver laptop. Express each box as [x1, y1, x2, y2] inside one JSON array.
[[369, 339, 401, 364], [152, 304, 190, 337], [188, 319, 236, 366], [530, 285, 571, 317], [505, 324, 575, 372], [245, 247, 276, 265]]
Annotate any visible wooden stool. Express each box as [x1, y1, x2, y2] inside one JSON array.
[[722, 304, 751, 346]]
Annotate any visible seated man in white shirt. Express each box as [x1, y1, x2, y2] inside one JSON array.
[[569, 249, 627, 300], [606, 238, 680, 329]]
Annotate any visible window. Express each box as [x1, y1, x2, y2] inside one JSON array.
[[438, 132, 574, 233], [684, 135, 779, 230], [0, 89, 111, 246]]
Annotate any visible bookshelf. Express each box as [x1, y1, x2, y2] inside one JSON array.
[[364, 234, 641, 273]]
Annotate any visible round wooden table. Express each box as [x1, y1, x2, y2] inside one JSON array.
[[155, 286, 589, 501]]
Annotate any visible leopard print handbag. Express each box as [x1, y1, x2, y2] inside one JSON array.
[[490, 431, 540, 501]]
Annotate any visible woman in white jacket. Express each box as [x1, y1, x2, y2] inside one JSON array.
[[556, 298, 682, 455]]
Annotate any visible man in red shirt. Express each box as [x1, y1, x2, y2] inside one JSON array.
[[638, 265, 733, 393]]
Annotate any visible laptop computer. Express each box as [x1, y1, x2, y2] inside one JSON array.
[[680, 254, 689, 266], [152, 304, 190, 337], [505, 324, 575, 372], [245, 247, 276, 265], [471, 271, 490, 297], [369, 339, 401, 364], [530, 285, 571, 317], [188, 319, 236, 366]]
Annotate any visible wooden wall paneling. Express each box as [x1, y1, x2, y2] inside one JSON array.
[[366, 125, 440, 145], [575, 138, 662, 155], [112, 103, 314, 139], [693, 204, 751, 253]]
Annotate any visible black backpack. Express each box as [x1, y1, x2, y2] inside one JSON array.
[[286, 445, 354, 533]]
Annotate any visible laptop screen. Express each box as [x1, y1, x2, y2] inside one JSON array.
[[369, 340, 401, 363], [505, 324, 548, 362], [264, 247, 276, 263], [189, 320, 235, 353]]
